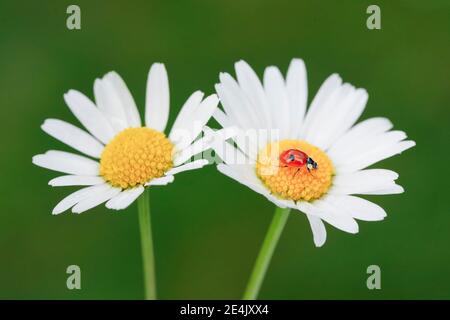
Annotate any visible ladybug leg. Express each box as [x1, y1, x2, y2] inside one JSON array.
[[293, 168, 301, 177], [308, 168, 316, 178]]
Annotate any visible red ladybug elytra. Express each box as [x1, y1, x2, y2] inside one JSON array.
[[279, 149, 318, 172]]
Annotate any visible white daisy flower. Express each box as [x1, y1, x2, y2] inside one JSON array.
[[33, 63, 222, 214], [212, 59, 415, 247]]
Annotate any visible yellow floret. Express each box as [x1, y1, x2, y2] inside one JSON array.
[[256, 140, 334, 201], [100, 127, 174, 189]]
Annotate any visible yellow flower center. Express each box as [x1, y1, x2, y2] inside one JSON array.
[[100, 127, 174, 189], [256, 140, 334, 201]]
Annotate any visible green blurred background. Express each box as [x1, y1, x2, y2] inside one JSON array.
[[0, 0, 449, 299]]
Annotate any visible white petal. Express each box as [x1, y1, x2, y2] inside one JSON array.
[[211, 139, 248, 166], [145, 175, 174, 186], [300, 74, 342, 138], [64, 90, 116, 144], [189, 94, 219, 141], [166, 159, 208, 176], [49, 175, 104, 187], [333, 130, 407, 167], [72, 185, 121, 213], [52, 183, 109, 215], [336, 140, 416, 173], [234, 60, 272, 129], [173, 127, 236, 166], [363, 184, 404, 195], [217, 164, 267, 196], [326, 195, 386, 221], [303, 82, 353, 148], [103, 71, 141, 127], [265, 194, 297, 210], [169, 94, 219, 151], [33, 150, 99, 175], [286, 58, 308, 138], [212, 108, 232, 128], [233, 128, 260, 162], [173, 135, 213, 166], [297, 199, 359, 234], [94, 78, 128, 132], [218, 72, 262, 129], [306, 214, 327, 247], [106, 186, 145, 210], [330, 169, 399, 195], [209, 121, 258, 163], [327, 117, 393, 157], [217, 163, 297, 210], [41, 119, 104, 158], [314, 88, 368, 150], [145, 63, 170, 132], [263, 66, 290, 139], [169, 91, 204, 140]]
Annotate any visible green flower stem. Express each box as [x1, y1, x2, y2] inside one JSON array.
[[137, 190, 156, 300], [243, 206, 291, 300]]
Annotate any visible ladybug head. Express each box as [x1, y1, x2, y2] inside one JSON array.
[[306, 157, 318, 171]]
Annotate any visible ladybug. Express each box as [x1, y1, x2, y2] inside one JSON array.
[[279, 149, 318, 172]]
